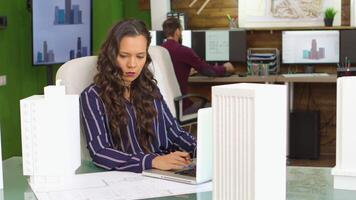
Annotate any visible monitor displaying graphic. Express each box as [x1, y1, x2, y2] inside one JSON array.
[[32, 0, 92, 65], [191, 30, 246, 62], [205, 30, 229, 61], [282, 31, 339, 64]]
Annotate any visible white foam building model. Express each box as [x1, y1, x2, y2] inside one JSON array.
[[20, 80, 80, 190], [212, 83, 287, 200], [332, 76, 356, 190]]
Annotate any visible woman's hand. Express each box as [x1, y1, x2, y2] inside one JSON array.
[[152, 151, 192, 171]]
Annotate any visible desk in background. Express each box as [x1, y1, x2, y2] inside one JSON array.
[[188, 74, 337, 157], [188, 74, 337, 83], [3, 157, 356, 200]]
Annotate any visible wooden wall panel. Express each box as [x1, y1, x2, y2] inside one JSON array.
[[141, 0, 350, 29], [342, 0, 350, 26]]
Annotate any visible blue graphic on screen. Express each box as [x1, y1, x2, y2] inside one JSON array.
[[69, 37, 88, 59], [302, 39, 325, 60], [54, 0, 82, 25], [36, 41, 55, 63]]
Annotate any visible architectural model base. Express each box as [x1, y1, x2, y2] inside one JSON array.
[[332, 168, 356, 191]]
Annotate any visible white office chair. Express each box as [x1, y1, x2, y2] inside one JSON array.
[[148, 46, 208, 126], [55, 48, 207, 161], [56, 56, 98, 162]]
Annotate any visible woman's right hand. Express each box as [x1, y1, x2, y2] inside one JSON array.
[[152, 151, 192, 171]]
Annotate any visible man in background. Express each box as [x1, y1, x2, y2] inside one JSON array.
[[161, 17, 234, 113]]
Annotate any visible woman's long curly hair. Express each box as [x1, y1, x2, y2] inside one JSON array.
[[94, 19, 159, 153]]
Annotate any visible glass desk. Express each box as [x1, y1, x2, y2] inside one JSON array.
[[3, 157, 356, 200]]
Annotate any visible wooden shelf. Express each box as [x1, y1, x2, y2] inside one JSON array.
[[244, 26, 356, 32]]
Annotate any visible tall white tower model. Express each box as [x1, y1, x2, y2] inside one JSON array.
[[332, 76, 356, 190], [20, 81, 80, 189], [212, 83, 287, 200]]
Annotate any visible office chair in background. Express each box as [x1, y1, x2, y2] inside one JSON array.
[[148, 46, 209, 128]]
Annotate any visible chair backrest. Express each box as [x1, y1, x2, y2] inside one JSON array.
[[148, 46, 182, 118], [56, 56, 98, 162], [55, 49, 183, 162]]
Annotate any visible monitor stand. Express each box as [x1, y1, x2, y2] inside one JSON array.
[[304, 65, 315, 73]]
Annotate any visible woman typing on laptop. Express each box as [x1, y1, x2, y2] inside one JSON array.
[[80, 19, 196, 173]]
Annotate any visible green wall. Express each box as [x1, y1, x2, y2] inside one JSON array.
[[0, 0, 150, 159], [124, 0, 151, 29]]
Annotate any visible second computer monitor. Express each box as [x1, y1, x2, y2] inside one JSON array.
[[149, 30, 192, 48], [282, 30, 340, 64], [191, 30, 247, 63]]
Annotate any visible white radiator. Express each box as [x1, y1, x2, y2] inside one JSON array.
[[212, 83, 287, 200]]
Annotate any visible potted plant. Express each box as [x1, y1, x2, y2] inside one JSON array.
[[324, 8, 337, 27]]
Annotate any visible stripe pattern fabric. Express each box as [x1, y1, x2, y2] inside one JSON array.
[[80, 84, 197, 173]]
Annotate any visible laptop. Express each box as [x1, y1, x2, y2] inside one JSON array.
[[142, 107, 213, 184]]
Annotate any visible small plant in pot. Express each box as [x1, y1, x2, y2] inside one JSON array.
[[324, 8, 337, 27]]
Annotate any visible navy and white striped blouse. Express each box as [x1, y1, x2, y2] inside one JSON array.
[[80, 84, 197, 173]]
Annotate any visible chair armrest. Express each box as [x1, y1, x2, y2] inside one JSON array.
[[173, 93, 209, 103], [173, 94, 209, 125]]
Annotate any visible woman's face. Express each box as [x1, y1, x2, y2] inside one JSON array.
[[116, 35, 147, 85]]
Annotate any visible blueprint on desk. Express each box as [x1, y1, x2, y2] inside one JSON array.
[[31, 171, 212, 200]]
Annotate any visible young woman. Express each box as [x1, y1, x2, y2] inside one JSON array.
[[80, 19, 196, 173]]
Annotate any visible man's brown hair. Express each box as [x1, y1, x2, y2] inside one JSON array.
[[162, 17, 181, 38]]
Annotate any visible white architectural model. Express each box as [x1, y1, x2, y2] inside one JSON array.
[[332, 76, 356, 190], [20, 80, 80, 189], [212, 83, 287, 200]]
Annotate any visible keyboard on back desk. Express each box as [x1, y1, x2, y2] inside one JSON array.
[[282, 73, 330, 78]]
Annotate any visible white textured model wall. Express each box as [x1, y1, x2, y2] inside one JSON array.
[[332, 76, 356, 190], [20, 81, 80, 190]]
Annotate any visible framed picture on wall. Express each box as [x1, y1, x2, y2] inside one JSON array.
[[32, 0, 92, 66], [238, 0, 342, 28]]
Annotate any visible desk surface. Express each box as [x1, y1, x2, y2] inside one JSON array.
[[3, 157, 356, 200], [188, 74, 337, 83]]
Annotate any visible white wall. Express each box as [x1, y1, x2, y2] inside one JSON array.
[[150, 0, 171, 30]]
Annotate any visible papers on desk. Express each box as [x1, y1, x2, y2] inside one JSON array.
[[31, 171, 212, 200]]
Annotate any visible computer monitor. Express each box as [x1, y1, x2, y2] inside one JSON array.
[[191, 30, 246, 63], [181, 30, 192, 48], [282, 30, 340, 64], [32, 0, 92, 66], [149, 30, 165, 46], [149, 30, 191, 48]]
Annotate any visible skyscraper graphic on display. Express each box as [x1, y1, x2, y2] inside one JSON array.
[[36, 41, 55, 63], [69, 37, 88, 59], [54, 0, 83, 25], [302, 39, 325, 60]]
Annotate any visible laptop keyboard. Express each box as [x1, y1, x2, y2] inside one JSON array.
[[175, 166, 196, 177]]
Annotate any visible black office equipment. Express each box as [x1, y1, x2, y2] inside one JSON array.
[[289, 110, 320, 159], [0, 16, 7, 28], [340, 30, 356, 64], [155, 30, 165, 45], [191, 31, 206, 59], [229, 30, 247, 62]]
